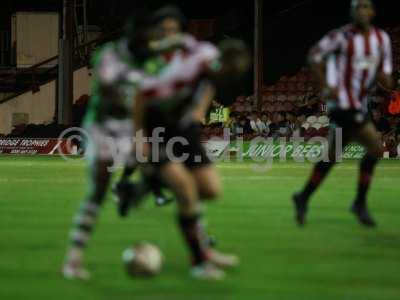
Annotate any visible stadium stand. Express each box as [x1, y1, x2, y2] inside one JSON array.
[[201, 26, 400, 150], [4, 25, 400, 156]]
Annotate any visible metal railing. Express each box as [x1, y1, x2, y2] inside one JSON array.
[[0, 30, 122, 105], [0, 30, 11, 66]]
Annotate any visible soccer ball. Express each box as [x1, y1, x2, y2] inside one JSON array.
[[122, 242, 163, 277]]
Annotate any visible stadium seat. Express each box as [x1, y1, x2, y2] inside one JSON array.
[[283, 102, 294, 111], [266, 105, 274, 113], [296, 82, 306, 92], [280, 75, 289, 82], [287, 95, 297, 102], [277, 94, 287, 102], [260, 104, 268, 112], [236, 105, 245, 113], [236, 96, 246, 102], [276, 103, 286, 112], [287, 83, 296, 92], [244, 104, 253, 113]]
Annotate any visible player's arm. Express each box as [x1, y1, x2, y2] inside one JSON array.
[[192, 80, 216, 123], [377, 32, 394, 91], [133, 93, 144, 133], [132, 92, 149, 159], [95, 47, 124, 102], [308, 30, 342, 98]]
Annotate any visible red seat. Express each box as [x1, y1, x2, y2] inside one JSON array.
[[236, 105, 244, 112], [287, 95, 297, 102], [244, 104, 252, 112], [296, 82, 306, 92], [283, 102, 294, 111], [276, 94, 286, 102]]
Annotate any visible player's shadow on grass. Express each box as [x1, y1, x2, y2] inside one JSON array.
[[88, 263, 236, 300]]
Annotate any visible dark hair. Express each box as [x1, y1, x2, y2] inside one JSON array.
[[124, 14, 154, 63], [350, 0, 374, 16], [351, 0, 374, 10], [151, 5, 187, 30], [219, 39, 249, 66]]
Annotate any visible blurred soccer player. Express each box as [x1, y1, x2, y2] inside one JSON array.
[[293, 0, 393, 227], [112, 6, 186, 208], [62, 16, 161, 280], [132, 7, 250, 280]]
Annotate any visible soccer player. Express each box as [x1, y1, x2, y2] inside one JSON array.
[[62, 16, 164, 280], [293, 0, 393, 227], [113, 6, 188, 210], [133, 10, 250, 279]]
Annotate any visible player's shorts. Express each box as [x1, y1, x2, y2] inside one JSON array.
[[147, 122, 211, 170], [328, 108, 369, 129], [84, 118, 134, 165]]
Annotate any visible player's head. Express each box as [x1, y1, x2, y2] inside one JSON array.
[[210, 39, 251, 106], [350, 0, 375, 29], [151, 6, 186, 38], [124, 14, 161, 62], [217, 39, 251, 77], [144, 6, 187, 54]]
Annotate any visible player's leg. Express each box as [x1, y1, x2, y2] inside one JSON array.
[[182, 123, 221, 201], [120, 160, 138, 182], [112, 158, 139, 211], [191, 164, 222, 200], [145, 171, 174, 206], [293, 125, 351, 226], [192, 165, 240, 268], [111, 120, 152, 214], [159, 162, 225, 280], [351, 121, 383, 227], [63, 158, 113, 280], [181, 123, 238, 267], [138, 164, 173, 206]]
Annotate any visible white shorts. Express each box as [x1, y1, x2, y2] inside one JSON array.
[[85, 119, 134, 166]]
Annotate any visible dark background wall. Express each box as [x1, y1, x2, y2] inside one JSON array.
[[1, 0, 399, 89]]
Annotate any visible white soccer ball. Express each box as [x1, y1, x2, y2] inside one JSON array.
[[122, 242, 163, 277]]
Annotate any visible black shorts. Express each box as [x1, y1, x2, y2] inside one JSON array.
[[147, 122, 212, 169], [329, 109, 369, 129]]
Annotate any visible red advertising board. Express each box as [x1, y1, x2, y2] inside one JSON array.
[[0, 138, 75, 155]]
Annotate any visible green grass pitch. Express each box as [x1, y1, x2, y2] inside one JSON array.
[[0, 156, 399, 300]]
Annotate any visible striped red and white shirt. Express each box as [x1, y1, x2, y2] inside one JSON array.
[[139, 34, 219, 100], [138, 34, 220, 126], [310, 24, 393, 111]]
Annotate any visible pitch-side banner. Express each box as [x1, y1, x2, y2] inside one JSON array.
[[0, 138, 74, 155], [203, 141, 393, 160]]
